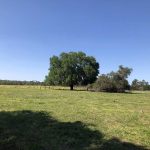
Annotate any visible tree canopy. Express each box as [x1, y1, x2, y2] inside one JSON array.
[[45, 51, 99, 90], [88, 65, 132, 93], [131, 79, 150, 91]]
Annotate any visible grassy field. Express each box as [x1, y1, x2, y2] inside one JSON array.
[[0, 85, 150, 150]]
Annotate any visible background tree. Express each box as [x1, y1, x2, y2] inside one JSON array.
[[131, 79, 150, 91], [45, 51, 99, 90], [111, 66, 132, 92], [131, 79, 139, 90], [91, 74, 116, 92], [89, 65, 132, 93]]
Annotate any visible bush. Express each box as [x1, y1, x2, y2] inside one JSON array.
[[131, 79, 150, 91], [87, 66, 132, 93], [93, 75, 117, 92]]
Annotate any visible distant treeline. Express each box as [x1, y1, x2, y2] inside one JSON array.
[[0, 80, 43, 85], [0, 79, 150, 91]]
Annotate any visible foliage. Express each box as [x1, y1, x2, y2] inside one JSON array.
[[89, 74, 116, 92], [131, 79, 150, 91], [109, 65, 132, 92], [89, 65, 132, 92], [45, 51, 99, 90]]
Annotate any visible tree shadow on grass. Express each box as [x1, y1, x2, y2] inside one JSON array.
[[0, 111, 103, 150], [101, 138, 149, 150], [0, 111, 149, 150]]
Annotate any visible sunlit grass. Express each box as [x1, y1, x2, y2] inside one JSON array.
[[0, 85, 150, 149]]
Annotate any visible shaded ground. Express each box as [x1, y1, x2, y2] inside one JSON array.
[[0, 111, 148, 150]]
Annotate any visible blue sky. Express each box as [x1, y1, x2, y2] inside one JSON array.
[[0, 0, 150, 82]]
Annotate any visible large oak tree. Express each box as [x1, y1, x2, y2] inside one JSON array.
[[45, 51, 99, 90]]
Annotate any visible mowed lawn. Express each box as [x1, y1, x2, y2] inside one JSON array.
[[0, 85, 150, 150]]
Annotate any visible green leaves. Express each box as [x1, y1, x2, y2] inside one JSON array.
[[45, 51, 99, 90], [90, 66, 132, 93]]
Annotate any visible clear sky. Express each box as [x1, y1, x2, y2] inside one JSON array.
[[0, 0, 150, 82]]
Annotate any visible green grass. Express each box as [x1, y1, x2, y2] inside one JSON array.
[[0, 85, 150, 150]]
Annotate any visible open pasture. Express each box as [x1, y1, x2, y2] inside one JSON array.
[[0, 86, 150, 150]]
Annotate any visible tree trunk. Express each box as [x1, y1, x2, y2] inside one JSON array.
[[70, 84, 74, 90]]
